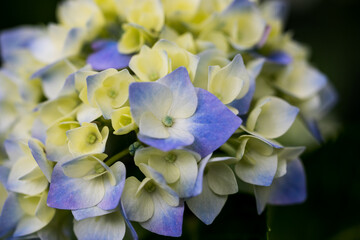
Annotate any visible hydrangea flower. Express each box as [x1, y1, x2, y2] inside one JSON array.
[[129, 67, 242, 157], [0, 0, 338, 238]]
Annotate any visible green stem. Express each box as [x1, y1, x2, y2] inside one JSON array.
[[105, 148, 130, 166]]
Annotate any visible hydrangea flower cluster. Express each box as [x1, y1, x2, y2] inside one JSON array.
[[0, 0, 337, 239]]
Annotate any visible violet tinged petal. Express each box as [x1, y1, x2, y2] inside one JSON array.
[[268, 159, 307, 205], [97, 162, 126, 211], [47, 164, 105, 210], [140, 196, 184, 237], [185, 88, 242, 157], [267, 51, 293, 65], [230, 79, 255, 116], [87, 41, 132, 71], [138, 131, 194, 153], [0, 193, 23, 237], [190, 154, 212, 197], [120, 202, 139, 240], [301, 116, 323, 143], [28, 139, 53, 183], [72, 206, 112, 221]]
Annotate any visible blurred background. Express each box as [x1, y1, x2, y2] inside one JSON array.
[[1, 0, 359, 239]]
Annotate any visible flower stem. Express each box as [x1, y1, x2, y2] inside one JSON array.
[[105, 148, 130, 166]]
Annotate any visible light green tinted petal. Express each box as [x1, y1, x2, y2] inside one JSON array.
[[134, 147, 165, 166], [139, 111, 170, 139], [253, 185, 271, 214], [208, 54, 249, 104], [170, 150, 198, 198], [157, 187, 179, 207], [118, 24, 146, 54], [121, 177, 154, 222], [207, 163, 238, 195], [74, 210, 126, 240], [248, 96, 299, 139], [186, 176, 227, 225], [149, 155, 180, 184], [129, 45, 169, 82], [35, 191, 56, 224]]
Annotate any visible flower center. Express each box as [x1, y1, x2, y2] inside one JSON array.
[[119, 114, 132, 127], [87, 133, 97, 144], [162, 116, 174, 127], [107, 89, 117, 99], [149, 72, 159, 81], [144, 181, 156, 193], [164, 153, 177, 163]]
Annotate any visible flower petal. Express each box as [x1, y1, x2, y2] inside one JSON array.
[[268, 159, 307, 205], [72, 206, 112, 221], [129, 82, 172, 124], [187, 176, 227, 225], [207, 163, 238, 195], [121, 177, 154, 222], [74, 210, 126, 240], [87, 40, 132, 71], [139, 111, 169, 139], [0, 193, 23, 237], [157, 67, 197, 118], [28, 139, 53, 182], [47, 164, 105, 210], [97, 162, 126, 211], [140, 194, 184, 237], [185, 88, 242, 157]]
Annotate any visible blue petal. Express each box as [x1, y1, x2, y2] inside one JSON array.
[[97, 162, 126, 211], [229, 58, 264, 115], [268, 159, 306, 205], [47, 164, 105, 210], [301, 116, 323, 143], [0, 193, 23, 237], [185, 88, 242, 157], [120, 202, 138, 240], [138, 132, 194, 152], [140, 196, 184, 237], [0, 27, 41, 60], [230, 79, 255, 116], [31, 118, 47, 144], [0, 166, 9, 185], [190, 154, 212, 197], [72, 206, 112, 221], [28, 139, 53, 182], [87, 40, 132, 71], [267, 51, 293, 65]]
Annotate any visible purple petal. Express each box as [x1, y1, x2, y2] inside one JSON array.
[[0, 27, 42, 60], [301, 116, 323, 143], [190, 154, 211, 197], [138, 132, 194, 153], [0, 166, 9, 185], [140, 196, 184, 237], [120, 202, 138, 240], [267, 51, 293, 65], [230, 79, 255, 116], [268, 159, 307, 205], [87, 41, 132, 71], [97, 162, 126, 211], [72, 206, 111, 221], [0, 193, 23, 237], [185, 89, 242, 157], [47, 164, 105, 210]]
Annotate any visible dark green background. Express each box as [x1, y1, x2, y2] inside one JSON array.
[[1, 0, 360, 239]]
